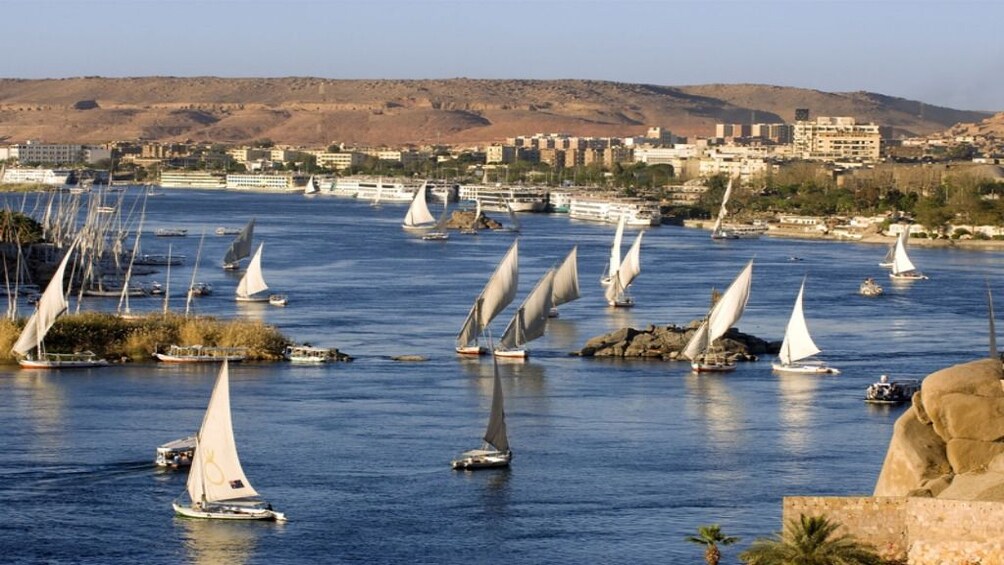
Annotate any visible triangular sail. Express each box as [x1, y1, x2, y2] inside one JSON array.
[[711, 179, 734, 236], [223, 218, 255, 266], [403, 182, 435, 228], [551, 246, 580, 307], [506, 200, 521, 233], [604, 232, 643, 304], [682, 259, 754, 360], [12, 240, 77, 355], [236, 243, 268, 298], [304, 175, 318, 195], [187, 360, 259, 504], [483, 357, 509, 453], [456, 241, 519, 348], [499, 269, 555, 350], [608, 214, 626, 280], [778, 279, 821, 365], [891, 231, 917, 274]]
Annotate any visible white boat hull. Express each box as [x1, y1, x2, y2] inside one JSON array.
[[771, 362, 840, 375], [173, 502, 285, 522], [691, 361, 736, 373], [456, 345, 487, 356], [236, 295, 270, 303], [890, 272, 928, 281], [451, 449, 511, 470], [493, 348, 527, 359], [19, 357, 109, 369], [155, 354, 245, 363]]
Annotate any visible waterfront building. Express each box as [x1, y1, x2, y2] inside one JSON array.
[[2, 142, 110, 165], [158, 170, 226, 189], [0, 167, 75, 186], [311, 151, 366, 171]]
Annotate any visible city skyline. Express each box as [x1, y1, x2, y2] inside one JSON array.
[[0, 0, 1001, 113]]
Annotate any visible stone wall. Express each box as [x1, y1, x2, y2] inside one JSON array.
[[783, 496, 1004, 564]]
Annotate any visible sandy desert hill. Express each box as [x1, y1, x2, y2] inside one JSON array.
[[0, 77, 993, 146]]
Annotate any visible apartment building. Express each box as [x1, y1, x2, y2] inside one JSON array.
[[793, 116, 881, 162], [1, 142, 110, 165]]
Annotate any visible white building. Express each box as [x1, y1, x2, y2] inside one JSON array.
[[3, 142, 110, 165], [0, 167, 75, 186], [793, 117, 882, 162], [159, 170, 226, 189]]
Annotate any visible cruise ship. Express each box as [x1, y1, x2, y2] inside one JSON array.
[[1, 168, 75, 187], [322, 177, 420, 202], [457, 185, 548, 212], [568, 196, 662, 226], [225, 173, 309, 193]]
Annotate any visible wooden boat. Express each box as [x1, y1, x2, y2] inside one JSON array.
[[156, 436, 196, 468], [222, 218, 255, 270], [155, 345, 247, 363], [268, 294, 288, 307], [451, 356, 511, 470], [284, 345, 331, 363], [683, 260, 754, 373], [172, 361, 285, 521], [604, 231, 643, 307], [235, 243, 271, 303], [456, 241, 519, 355], [600, 214, 626, 288], [494, 269, 555, 358], [889, 231, 928, 280], [771, 278, 840, 375], [548, 246, 581, 318], [402, 182, 437, 231]]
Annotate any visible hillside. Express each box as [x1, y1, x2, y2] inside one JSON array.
[[0, 78, 992, 147], [948, 111, 1004, 138]]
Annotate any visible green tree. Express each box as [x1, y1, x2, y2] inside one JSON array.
[[686, 524, 739, 565], [0, 211, 44, 244], [740, 514, 883, 565]]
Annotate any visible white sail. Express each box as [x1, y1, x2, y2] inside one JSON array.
[[187, 360, 259, 505], [604, 231, 643, 304], [711, 179, 733, 236], [778, 279, 821, 366], [483, 356, 508, 453], [456, 240, 519, 348], [402, 182, 435, 228], [304, 175, 318, 195], [236, 243, 269, 299], [12, 241, 77, 355], [551, 246, 581, 307], [499, 268, 555, 350], [506, 200, 521, 233], [607, 214, 626, 282], [891, 231, 917, 275], [682, 259, 754, 360]]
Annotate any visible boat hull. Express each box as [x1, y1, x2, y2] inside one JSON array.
[[236, 295, 270, 303], [451, 450, 511, 470], [890, 272, 928, 281], [455, 345, 487, 356], [771, 362, 840, 375], [18, 358, 109, 369], [493, 349, 527, 359], [155, 354, 245, 363], [691, 361, 736, 373], [172, 502, 285, 522]]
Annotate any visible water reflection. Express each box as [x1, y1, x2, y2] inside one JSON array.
[[683, 373, 743, 447], [178, 518, 263, 565], [776, 373, 819, 456], [545, 318, 579, 352], [9, 372, 67, 453]]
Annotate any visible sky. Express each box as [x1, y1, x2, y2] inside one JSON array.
[[0, 0, 1001, 112]]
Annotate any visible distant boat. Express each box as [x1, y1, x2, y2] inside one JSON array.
[[172, 360, 285, 521], [156, 436, 195, 468], [421, 198, 451, 241], [682, 259, 754, 373], [216, 227, 241, 236], [771, 278, 840, 375], [303, 175, 319, 196], [865, 375, 920, 404], [155, 345, 247, 363], [604, 231, 643, 308], [268, 294, 288, 307], [222, 218, 255, 270], [889, 230, 928, 280], [548, 246, 581, 318], [284, 345, 331, 363], [859, 277, 884, 297], [451, 356, 511, 470], [710, 179, 764, 239], [880, 229, 907, 268], [600, 214, 627, 288], [494, 268, 555, 358], [155, 228, 188, 237], [402, 181, 437, 231], [235, 243, 271, 302], [12, 240, 109, 369], [456, 241, 519, 355]]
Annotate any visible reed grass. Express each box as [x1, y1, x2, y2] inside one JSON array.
[[0, 312, 292, 363]]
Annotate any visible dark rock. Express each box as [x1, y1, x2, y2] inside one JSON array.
[[577, 320, 778, 362]]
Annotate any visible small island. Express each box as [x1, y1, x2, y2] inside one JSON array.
[[575, 320, 779, 362]]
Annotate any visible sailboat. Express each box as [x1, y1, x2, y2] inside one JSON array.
[[548, 246, 580, 318], [889, 230, 928, 280], [880, 228, 907, 268], [461, 200, 481, 235], [771, 278, 840, 375], [604, 231, 643, 307], [303, 175, 319, 196], [222, 218, 255, 270], [682, 259, 754, 373], [710, 179, 762, 239], [172, 360, 285, 521], [421, 199, 450, 241], [12, 240, 109, 368], [456, 241, 519, 355], [451, 355, 511, 470], [505, 200, 521, 233], [118, 198, 147, 320], [600, 214, 627, 288], [235, 243, 272, 303], [494, 268, 555, 358], [402, 181, 436, 231]]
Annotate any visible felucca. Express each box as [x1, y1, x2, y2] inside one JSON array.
[[889, 230, 928, 280], [604, 231, 643, 307], [600, 214, 627, 288], [548, 246, 581, 318], [402, 181, 436, 232], [172, 360, 285, 521], [222, 218, 255, 270], [771, 278, 840, 375], [682, 259, 754, 373], [451, 355, 511, 470], [456, 241, 519, 355], [494, 268, 555, 358], [12, 240, 109, 369], [235, 243, 271, 303]]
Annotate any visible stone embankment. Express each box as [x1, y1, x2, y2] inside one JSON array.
[[574, 320, 779, 361]]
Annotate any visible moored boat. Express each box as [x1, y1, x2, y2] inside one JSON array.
[[155, 345, 247, 363], [284, 345, 331, 363], [865, 375, 920, 404]]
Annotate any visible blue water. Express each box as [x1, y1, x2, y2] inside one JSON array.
[[1, 188, 1000, 563]]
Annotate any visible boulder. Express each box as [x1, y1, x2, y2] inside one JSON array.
[[576, 322, 777, 361], [874, 405, 951, 497]]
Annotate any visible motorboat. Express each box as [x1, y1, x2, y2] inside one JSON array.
[[865, 375, 921, 404], [155, 228, 188, 237], [189, 282, 213, 296], [859, 278, 884, 297], [155, 345, 247, 363], [216, 226, 242, 236], [284, 345, 331, 363], [156, 436, 196, 468], [268, 294, 288, 307]]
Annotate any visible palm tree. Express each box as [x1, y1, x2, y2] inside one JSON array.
[[687, 524, 739, 565], [740, 514, 883, 565]]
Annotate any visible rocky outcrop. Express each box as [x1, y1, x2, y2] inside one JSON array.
[[443, 210, 503, 231], [874, 358, 1004, 500], [575, 321, 779, 361]]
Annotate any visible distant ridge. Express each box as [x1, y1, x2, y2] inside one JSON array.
[[0, 77, 991, 146]]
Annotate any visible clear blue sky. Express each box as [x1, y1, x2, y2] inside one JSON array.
[[1, 0, 1000, 112]]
